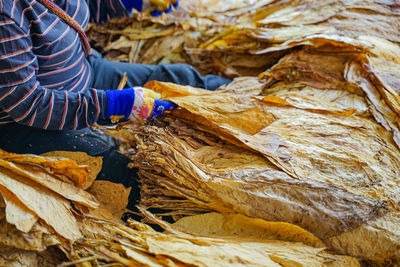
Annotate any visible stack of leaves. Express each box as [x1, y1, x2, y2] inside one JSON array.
[[86, 0, 400, 78], [90, 5, 400, 264], [106, 53, 400, 264], [72, 210, 359, 266], [86, 0, 289, 78], [0, 150, 99, 266], [0, 149, 359, 266]]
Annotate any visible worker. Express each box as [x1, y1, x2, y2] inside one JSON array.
[[0, 0, 230, 212]]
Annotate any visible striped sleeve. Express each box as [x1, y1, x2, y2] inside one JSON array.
[[0, 14, 107, 130], [86, 0, 128, 23]]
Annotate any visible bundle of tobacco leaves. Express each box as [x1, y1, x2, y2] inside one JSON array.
[[0, 150, 357, 266], [105, 40, 400, 264], [16, 0, 393, 265], [93, 2, 400, 262]]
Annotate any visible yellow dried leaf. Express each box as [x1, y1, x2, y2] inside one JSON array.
[[0, 249, 39, 267], [122, 246, 164, 267], [70, 210, 359, 267], [122, 77, 400, 263], [174, 212, 324, 248], [0, 218, 58, 251], [0, 167, 82, 241], [0, 150, 89, 188], [261, 95, 358, 116], [0, 160, 99, 209], [144, 81, 210, 98], [81, 0, 400, 264], [146, 236, 356, 267], [41, 151, 103, 190], [170, 93, 277, 135], [0, 187, 38, 233]]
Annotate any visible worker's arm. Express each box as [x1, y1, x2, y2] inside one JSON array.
[[0, 14, 108, 130], [0, 15, 175, 130]]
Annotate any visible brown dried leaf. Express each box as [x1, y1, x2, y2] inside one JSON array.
[[0, 218, 58, 251], [144, 81, 209, 98], [0, 249, 39, 267], [123, 78, 400, 262], [87, 181, 131, 220], [146, 236, 356, 267]]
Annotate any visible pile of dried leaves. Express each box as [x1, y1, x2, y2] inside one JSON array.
[[0, 150, 357, 266], [108, 75, 400, 265], [92, 0, 400, 264], [3, 0, 400, 266], [87, 0, 400, 79]]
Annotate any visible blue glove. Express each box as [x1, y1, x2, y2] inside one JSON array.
[[121, 0, 179, 17], [151, 99, 178, 119], [106, 87, 178, 121]]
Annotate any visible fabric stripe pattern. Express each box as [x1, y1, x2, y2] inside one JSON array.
[[0, 0, 126, 130]]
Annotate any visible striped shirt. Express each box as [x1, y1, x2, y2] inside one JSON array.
[[0, 0, 127, 130]]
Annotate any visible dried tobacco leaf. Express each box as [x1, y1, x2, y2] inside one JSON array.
[[31, 0, 400, 265], [0, 150, 89, 188], [261, 82, 369, 117], [108, 74, 400, 263], [0, 249, 40, 267], [0, 167, 82, 241], [87, 180, 131, 220], [257, 38, 400, 148], [87, 0, 400, 80], [69, 211, 358, 267], [0, 149, 360, 266], [0, 160, 99, 209], [0, 216, 59, 252], [173, 212, 324, 248], [0, 186, 38, 233], [145, 236, 357, 267], [41, 151, 103, 190]]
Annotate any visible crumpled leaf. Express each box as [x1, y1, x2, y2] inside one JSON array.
[[260, 95, 357, 117], [0, 159, 99, 209], [146, 236, 355, 267], [0, 246, 63, 267], [174, 212, 324, 247], [108, 72, 400, 263], [144, 80, 211, 98], [0, 214, 59, 252], [0, 150, 89, 188], [0, 167, 82, 241], [0, 149, 359, 266], [0, 187, 38, 233], [69, 210, 358, 267], [42, 0, 400, 265], [41, 151, 103, 190], [261, 82, 369, 116], [87, 180, 131, 220], [0, 249, 39, 267]]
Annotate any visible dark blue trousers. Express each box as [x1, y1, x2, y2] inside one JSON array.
[[0, 56, 230, 211]]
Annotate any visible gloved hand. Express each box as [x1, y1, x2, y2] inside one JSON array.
[[121, 0, 179, 17], [106, 87, 177, 122]]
